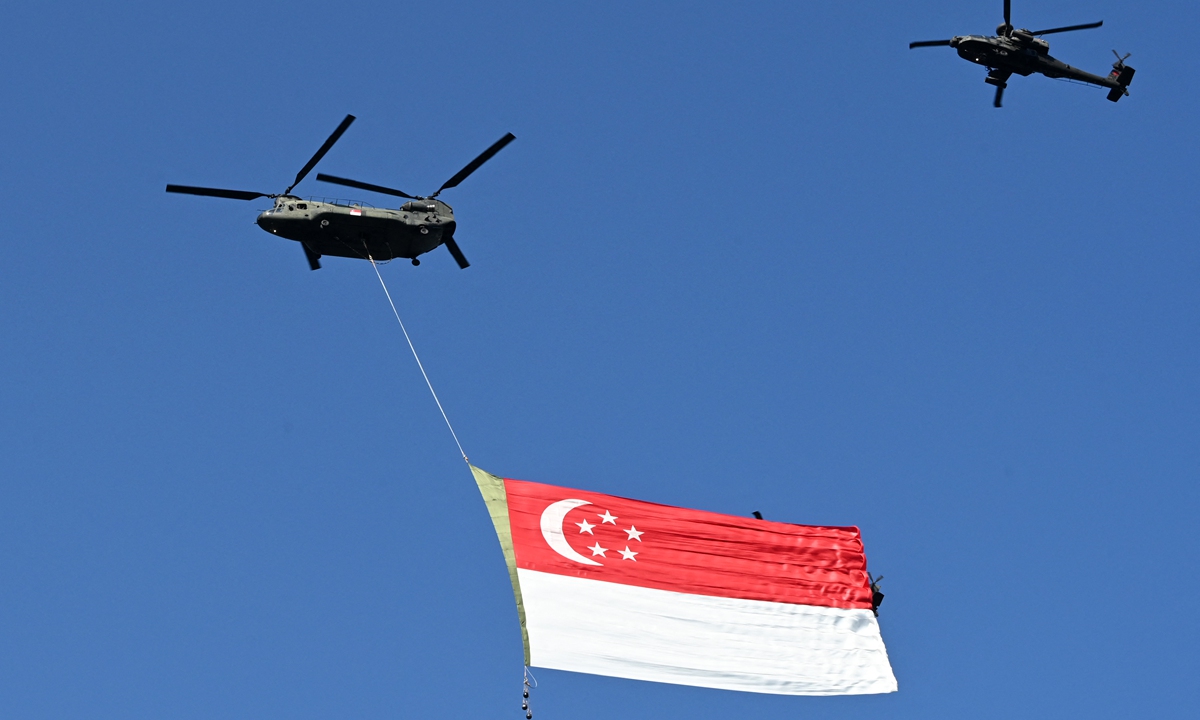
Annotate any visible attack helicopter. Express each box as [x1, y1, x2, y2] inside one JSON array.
[[909, 1, 1134, 107], [166, 115, 515, 270]]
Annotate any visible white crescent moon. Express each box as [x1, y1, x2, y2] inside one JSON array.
[[540, 499, 602, 566]]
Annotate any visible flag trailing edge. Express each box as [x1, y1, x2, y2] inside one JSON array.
[[471, 465, 898, 696]]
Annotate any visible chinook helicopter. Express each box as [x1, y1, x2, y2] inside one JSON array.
[[909, 1, 1135, 107], [166, 115, 515, 270]]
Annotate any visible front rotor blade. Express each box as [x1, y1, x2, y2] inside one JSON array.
[[994, 85, 1005, 108], [285, 114, 356, 194], [165, 184, 268, 201], [909, 39, 952, 48], [433, 132, 515, 196], [1032, 21, 1102, 35], [315, 173, 418, 199], [443, 236, 470, 269], [1004, 0, 1011, 26]]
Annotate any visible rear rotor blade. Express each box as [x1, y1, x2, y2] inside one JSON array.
[[432, 132, 515, 197], [315, 173, 418, 199], [909, 39, 952, 48], [1032, 21, 1102, 35], [285, 114, 356, 195], [165, 184, 268, 201], [993, 84, 1005, 108], [443, 236, 470, 269]]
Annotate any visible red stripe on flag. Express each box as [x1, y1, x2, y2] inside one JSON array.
[[503, 478, 874, 610]]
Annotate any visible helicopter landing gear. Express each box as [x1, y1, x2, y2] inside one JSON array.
[[985, 70, 1011, 108], [411, 258, 420, 266]]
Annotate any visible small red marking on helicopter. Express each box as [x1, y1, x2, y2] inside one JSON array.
[[350, 207, 362, 216]]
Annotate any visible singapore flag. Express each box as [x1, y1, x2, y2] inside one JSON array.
[[471, 466, 897, 696]]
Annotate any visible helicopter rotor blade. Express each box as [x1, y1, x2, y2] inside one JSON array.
[[1031, 21, 1102, 36], [165, 184, 269, 201], [443, 236, 470, 269], [1004, 0, 1011, 27], [993, 84, 1005, 108], [909, 39, 952, 48], [315, 173, 418, 199], [284, 114, 356, 195], [431, 132, 516, 197]]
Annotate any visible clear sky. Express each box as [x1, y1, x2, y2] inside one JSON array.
[[1, 1, 1196, 717]]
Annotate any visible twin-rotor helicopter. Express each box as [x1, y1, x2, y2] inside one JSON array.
[[910, 1, 1135, 107], [166, 115, 514, 270]]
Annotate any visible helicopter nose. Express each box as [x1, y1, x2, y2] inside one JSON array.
[[256, 212, 277, 233]]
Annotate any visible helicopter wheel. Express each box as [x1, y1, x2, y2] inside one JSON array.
[[411, 258, 420, 266]]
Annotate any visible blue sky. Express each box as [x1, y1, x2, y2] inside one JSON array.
[[1, 1, 1196, 717]]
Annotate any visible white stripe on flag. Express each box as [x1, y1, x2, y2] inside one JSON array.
[[519, 568, 897, 696]]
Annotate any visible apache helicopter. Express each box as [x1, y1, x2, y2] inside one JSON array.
[[909, 1, 1134, 107], [166, 115, 515, 270]]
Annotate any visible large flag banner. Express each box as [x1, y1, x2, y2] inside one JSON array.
[[471, 466, 897, 696]]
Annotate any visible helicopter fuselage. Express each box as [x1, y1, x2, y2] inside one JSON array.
[[255, 196, 456, 263], [950, 34, 1117, 88]]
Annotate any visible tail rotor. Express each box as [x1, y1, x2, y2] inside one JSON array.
[[1106, 50, 1135, 101]]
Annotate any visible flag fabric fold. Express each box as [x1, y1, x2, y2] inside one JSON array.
[[471, 465, 897, 696]]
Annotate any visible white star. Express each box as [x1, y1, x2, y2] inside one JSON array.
[[576, 518, 596, 535], [619, 547, 638, 561], [599, 510, 618, 524], [624, 526, 643, 541], [588, 542, 608, 557]]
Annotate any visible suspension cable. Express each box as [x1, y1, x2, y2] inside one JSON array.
[[368, 256, 469, 463]]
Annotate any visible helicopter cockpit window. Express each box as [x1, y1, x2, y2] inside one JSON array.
[[288, 204, 295, 211]]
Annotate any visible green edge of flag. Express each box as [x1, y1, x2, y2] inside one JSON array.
[[470, 465, 531, 665]]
